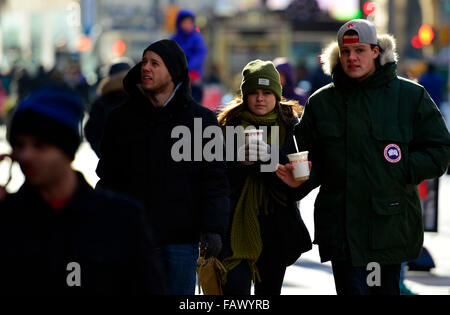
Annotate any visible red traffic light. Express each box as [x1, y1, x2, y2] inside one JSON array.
[[411, 35, 423, 49], [363, 1, 377, 16], [112, 40, 127, 57], [77, 36, 92, 52]]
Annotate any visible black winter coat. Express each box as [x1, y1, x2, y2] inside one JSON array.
[[0, 173, 166, 295], [96, 63, 230, 246]]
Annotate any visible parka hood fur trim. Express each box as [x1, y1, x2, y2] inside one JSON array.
[[320, 34, 399, 76]]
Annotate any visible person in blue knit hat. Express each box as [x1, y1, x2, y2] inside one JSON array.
[[0, 84, 167, 295], [9, 84, 84, 161]]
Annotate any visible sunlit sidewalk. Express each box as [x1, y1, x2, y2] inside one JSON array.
[[282, 176, 450, 295]]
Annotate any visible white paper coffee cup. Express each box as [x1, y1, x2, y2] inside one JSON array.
[[288, 151, 309, 181]]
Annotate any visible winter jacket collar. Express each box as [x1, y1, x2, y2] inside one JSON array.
[[332, 62, 397, 90], [145, 82, 182, 109]]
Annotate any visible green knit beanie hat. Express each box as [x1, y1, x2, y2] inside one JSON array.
[[240, 60, 282, 101]]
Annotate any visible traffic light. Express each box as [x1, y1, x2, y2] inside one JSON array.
[[411, 36, 423, 49], [412, 24, 435, 49], [112, 40, 127, 57], [77, 36, 92, 52], [418, 24, 435, 45], [363, 1, 377, 17], [165, 5, 180, 32]]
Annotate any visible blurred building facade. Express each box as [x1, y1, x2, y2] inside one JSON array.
[[0, 0, 448, 97], [0, 0, 83, 73]]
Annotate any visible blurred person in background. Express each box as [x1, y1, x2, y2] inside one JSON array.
[[309, 55, 332, 95], [171, 9, 208, 103], [84, 61, 132, 157], [0, 84, 166, 295], [418, 62, 449, 176], [273, 57, 308, 106], [419, 63, 445, 110]]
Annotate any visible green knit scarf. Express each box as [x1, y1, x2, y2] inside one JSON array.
[[222, 110, 287, 284]]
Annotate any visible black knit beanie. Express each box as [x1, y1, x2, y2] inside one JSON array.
[[143, 39, 189, 86]]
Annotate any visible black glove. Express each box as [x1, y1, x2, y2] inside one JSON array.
[[200, 233, 222, 259]]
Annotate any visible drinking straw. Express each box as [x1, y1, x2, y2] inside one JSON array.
[[293, 135, 299, 153]]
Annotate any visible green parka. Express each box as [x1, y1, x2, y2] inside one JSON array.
[[294, 34, 450, 267]]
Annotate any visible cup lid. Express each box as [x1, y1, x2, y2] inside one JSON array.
[[244, 129, 264, 134]]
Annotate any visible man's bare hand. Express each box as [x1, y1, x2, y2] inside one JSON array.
[[276, 162, 312, 188]]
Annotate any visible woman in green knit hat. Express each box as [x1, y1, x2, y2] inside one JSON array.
[[217, 60, 312, 295]]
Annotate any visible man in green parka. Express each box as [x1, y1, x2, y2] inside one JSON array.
[[276, 19, 450, 295]]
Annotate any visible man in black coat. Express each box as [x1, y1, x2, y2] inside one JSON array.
[[0, 84, 166, 295], [95, 39, 230, 295]]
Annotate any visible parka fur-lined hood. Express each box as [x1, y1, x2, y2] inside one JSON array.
[[320, 34, 399, 76]]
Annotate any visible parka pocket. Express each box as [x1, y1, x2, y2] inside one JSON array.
[[371, 195, 406, 250], [371, 123, 411, 143], [370, 123, 411, 183]]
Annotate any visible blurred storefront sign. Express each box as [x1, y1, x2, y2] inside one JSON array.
[[0, 0, 83, 70], [97, 0, 155, 31]]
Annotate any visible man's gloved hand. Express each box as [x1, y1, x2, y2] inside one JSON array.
[[200, 233, 223, 259]]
